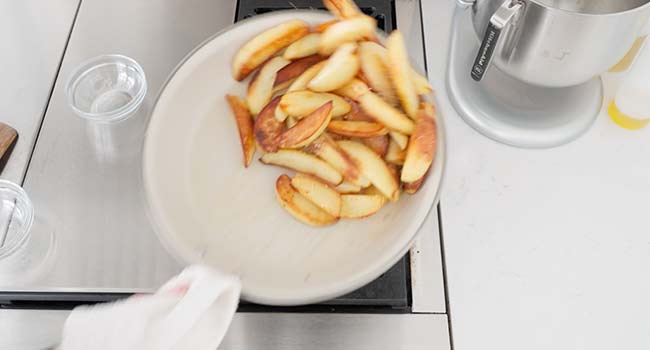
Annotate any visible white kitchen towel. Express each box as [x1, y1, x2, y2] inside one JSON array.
[[60, 265, 241, 350]]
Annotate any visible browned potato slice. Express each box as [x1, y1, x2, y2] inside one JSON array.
[[232, 20, 309, 81], [261, 149, 342, 185], [403, 175, 426, 194], [389, 131, 409, 150], [358, 91, 415, 134], [361, 135, 389, 157], [335, 78, 371, 101], [359, 42, 398, 106], [343, 99, 375, 122], [253, 97, 284, 153], [225, 95, 256, 167], [335, 181, 362, 194], [275, 174, 338, 226], [291, 173, 342, 217], [277, 102, 332, 148], [305, 135, 369, 187], [385, 137, 406, 165], [337, 140, 399, 201], [280, 91, 350, 117], [340, 194, 385, 218], [401, 102, 437, 183], [323, 0, 363, 18], [273, 54, 324, 94], [283, 34, 322, 60], [287, 61, 326, 92], [247, 56, 290, 115], [386, 30, 419, 119], [319, 16, 376, 55], [327, 120, 388, 138], [308, 43, 360, 92], [275, 105, 288, 122]]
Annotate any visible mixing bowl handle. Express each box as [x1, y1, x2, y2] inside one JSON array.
[[471, 0, 523, 81]]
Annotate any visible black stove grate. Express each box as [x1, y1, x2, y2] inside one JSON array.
[[236, 0, 395, 32], [234, 0, 409, 311]]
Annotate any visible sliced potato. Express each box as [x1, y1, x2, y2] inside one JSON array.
[[247, 56, 290, 115], [335, 181, 362, 194], [327, 120, 388, 138], [273, 54, 324, 93], [275, 174, 338, 226], [323, 0, 363, 18], [337, 140, 399, 201], [286, 116, 298, 128], [389, 131, 409, 150], [277, 102, 332, 148], [280, 90, 350, 118], [253, 97, 284, 153], [305, 135, 369, 187], [308, 43, 360, 92], [319, 16, 376, 55], [403, 175, 426, 194], [411, 67, 433, 95], [343, 99, 375, 122], [386, 30, 418, 119], [340, 194, 385, 218], [284, 34, 322, 60], [358, 91, 415, 134], [313, 20, 339, 33], [359, 42, 398, 106], [385, 137, 406, 165], [291, 173, 341, 217], [335, 78, 371, 101], [261, 149, 342, 185], [288, 61, 326, 92], [233, 19, 309, 81], [362, 185, 388, 204], [401, 102, 437, 183], [225, 95, 256, 167], [361, 135, 389, 157]]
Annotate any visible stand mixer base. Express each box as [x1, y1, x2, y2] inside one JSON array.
[[446, 4, 603, 148]]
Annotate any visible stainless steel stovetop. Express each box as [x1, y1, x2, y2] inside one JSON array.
[[0, 0, 450, 348]]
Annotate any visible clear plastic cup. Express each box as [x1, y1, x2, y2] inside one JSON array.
[[0, 180, 34, 260], [66, 54, 147, 123]]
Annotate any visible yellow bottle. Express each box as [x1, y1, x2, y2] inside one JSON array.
[[609, 40, 650, 130]]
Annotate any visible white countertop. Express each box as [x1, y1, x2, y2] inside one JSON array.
[[423, 1, 650, 349]]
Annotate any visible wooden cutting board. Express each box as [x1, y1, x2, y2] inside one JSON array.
[[0, 122, 17, 161]]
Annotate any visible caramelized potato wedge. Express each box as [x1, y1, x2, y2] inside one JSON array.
[[319, 16, 376, 55], [277, 102, 332, 148], [361, 134, 389, 157], [358, 92, 415, 134], [283, 34, 322, 60], [226, 95, 256, 167], [287, 61, 326, 92], [335, 181, 362, 194], [273, 54, 324, 92], [334, 78, 371, 101], [359, 42, 398, 106], [261, 149, 343, 185], [385, 137, 406, 165], [313, 20, 339, 33], [327, 120, 388, 138], [306, 135, 369, 187], [411, 68, 433, 95], [403, 175, 426, 194], [248, 56, 290, 115], [340, 194, 385, 218], [386, 30, 419, 119], [291, 173, 342, 217], [337, 140, 399, 201], [280, 91, 350, 118], [232, 19, 309, 81], [401, 102, 437, 183], [389, 131, 409, 150], [275, 174, 338, 226], [253, 97, 284, 153], [308, 43, 360, 92]]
